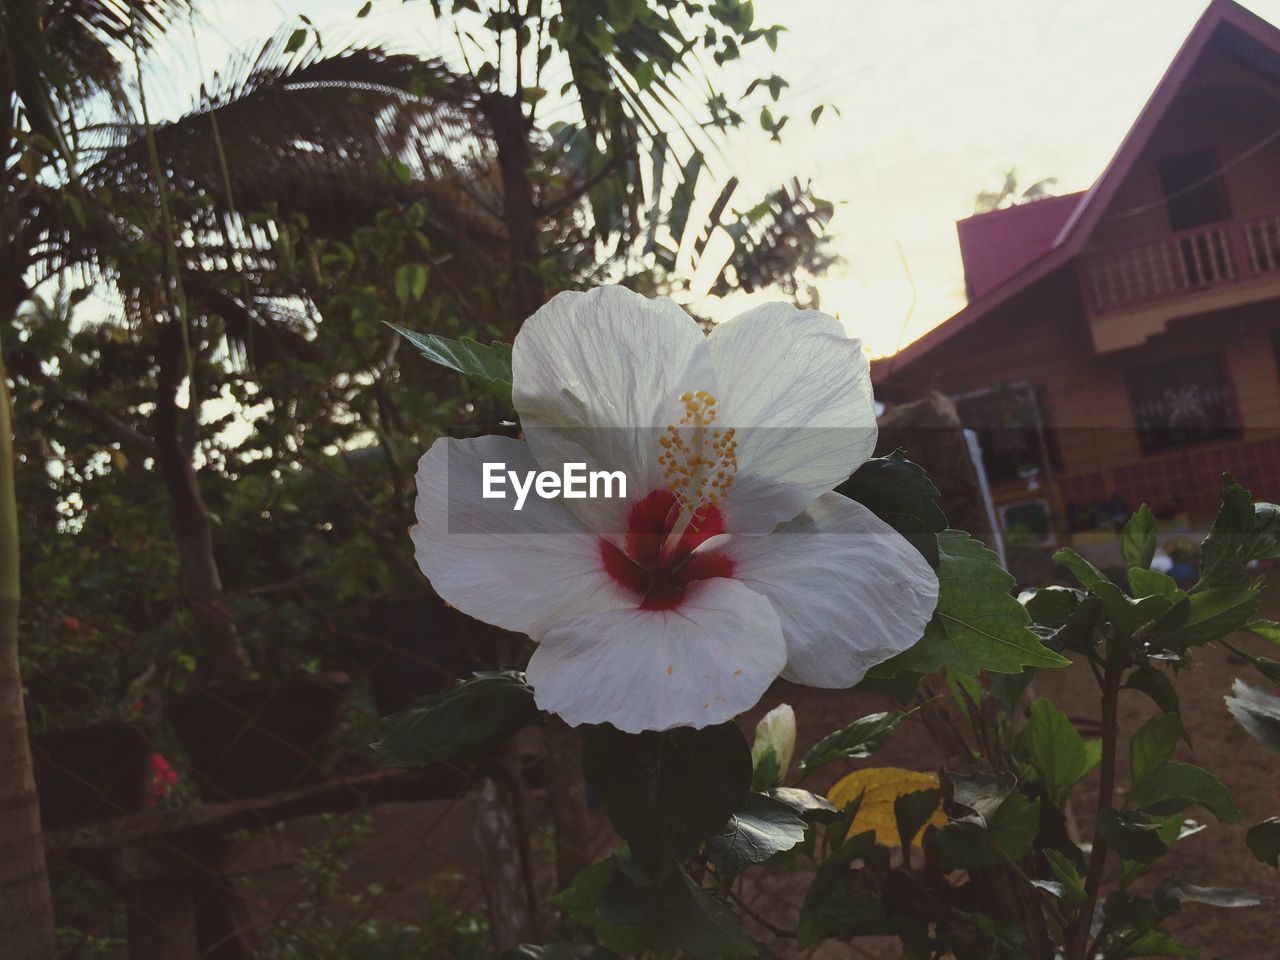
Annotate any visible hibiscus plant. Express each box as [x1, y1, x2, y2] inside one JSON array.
[[376, 286, 1280, 960]]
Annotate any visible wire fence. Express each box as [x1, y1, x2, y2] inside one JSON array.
[[30, 595, 587, 960], [29, 616, 908, 960]]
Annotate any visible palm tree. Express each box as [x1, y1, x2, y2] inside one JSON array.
[[9, 10, 496, 683]]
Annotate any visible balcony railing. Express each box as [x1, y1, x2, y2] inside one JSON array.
[[1082, 214, 1280, 313]]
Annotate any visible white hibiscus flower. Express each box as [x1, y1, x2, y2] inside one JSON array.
[[412, 285, 938, 733]]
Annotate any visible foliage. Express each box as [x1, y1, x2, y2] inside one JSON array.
[[388, 458, 1277, 959]]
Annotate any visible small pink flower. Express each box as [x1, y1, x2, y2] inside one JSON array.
[[147, 753, 180, 803]]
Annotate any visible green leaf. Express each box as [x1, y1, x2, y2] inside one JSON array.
[[1244, 619, 1280, 644], [1043, 849, 1086, 907], [1130, 762, 1241, 823], [1158, 587, 1259, 649], [1198, 475, 1278, 589], [387, 323, 513, 407], [394, 262, 428, 304], [1225, 679, 1280, 753], [1024, 586, 1103, 653], [356, 0, 372, 16], [895, 789, 942, 852], [987, 791, 1040, 860], [1097, 809, 1170, 863], [285, 27, 308, 53], [888, 531, 1069, 676], [1053, 546, 1109, 591], [797, 831, 887, 947], [1128, 567, 1179, 599], [766, 787, 840, 822], [1130, 713, 1182, 785], [1022, 699, 1099, 799], [581, 722, 751, 877], [1124, 666, 1181, 717], [935, 792, 1039, 869], [1246, 818, 1280, 867], [1122, 504, 1157, 572], [707, 793, 808, 873], [799, 709, 912, 774], [374, 671, 538, 767], [837, 450, 946, 565], [556, 858, 753, 957], [1117, 930, 1197, 958]]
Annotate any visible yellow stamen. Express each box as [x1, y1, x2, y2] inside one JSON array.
[[658, 391, 738, 558]]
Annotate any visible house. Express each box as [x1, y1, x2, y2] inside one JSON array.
[[873, 0, 1280, 543]]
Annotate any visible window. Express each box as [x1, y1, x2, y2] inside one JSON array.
[[1126, 353, 1239, 454], [1158, 149, 1231, 231], [953, 383, 1060, 486]]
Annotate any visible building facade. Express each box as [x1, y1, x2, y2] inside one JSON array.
[[874, 0, 1280, 542]]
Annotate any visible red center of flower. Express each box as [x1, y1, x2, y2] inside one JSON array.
[[600, 490, 735, 610]]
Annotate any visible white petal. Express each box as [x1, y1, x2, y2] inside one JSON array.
[[726, 493, 938, 687], [412, 435, 629, 636], [708, 302, 877, 531], [526, 578, 786, 732], [512, 286, 714, 532]]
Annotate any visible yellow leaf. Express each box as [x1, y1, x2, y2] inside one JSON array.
[[827, 767, 946, 847], [110, 449, 129, 472]]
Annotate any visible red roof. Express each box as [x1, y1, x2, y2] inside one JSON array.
[[875, 0, 1280, 385], [956, 193, 1085, 300]]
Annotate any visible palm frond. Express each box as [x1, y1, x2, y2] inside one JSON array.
[[81, 35, 496, 230]]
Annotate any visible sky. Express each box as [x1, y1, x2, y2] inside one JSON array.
[[135, 0, 1280, 357]]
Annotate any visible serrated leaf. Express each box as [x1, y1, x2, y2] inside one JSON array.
[[1054, 546, 1109, 590], [1198, 475, 1278, 589], [766, 787, 840, 822], [387, 323, 513, 407], [1124, 666, 1181, 717], [800, 709, 911, 773], [708, 793, 807, 873], [582, 722, 751, 877], [1246, 818, 1280, 867], [895, 788, 942, 852], [1130, 762, 1241, 823], [1131, 713, 1182, 785], [837, 450, 946, 565], [1044, 849, 1087, 906], [1022, 699, 1099, 799], [1158, 587, 1259, 649], [827, 768, 946, 846], [1097, 809, 1169, 862], [375, 671, 538, 767], [1129, 567, 1179, 599], [888, 531, 1069, 676], [1225, 679, 1280, 753], [1122, 504, 1157, 572]]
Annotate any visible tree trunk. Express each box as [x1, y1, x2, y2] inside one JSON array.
[[0, 341, 58, 959], [153, 324, 250, 682], [481, 92, 545, 321]]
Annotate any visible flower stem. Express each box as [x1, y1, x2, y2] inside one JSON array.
[[1067, 650, 1123, 960]]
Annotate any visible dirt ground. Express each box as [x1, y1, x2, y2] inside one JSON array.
[[237, 603, 1280, 959]]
